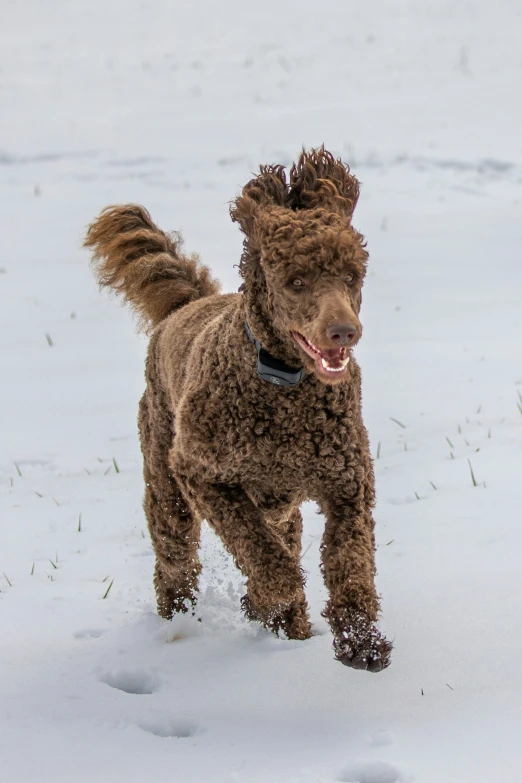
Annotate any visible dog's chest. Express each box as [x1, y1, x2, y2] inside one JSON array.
[[193, 378, 356, 484]]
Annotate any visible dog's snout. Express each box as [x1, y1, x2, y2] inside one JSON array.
[[326, 322, 358, 345]]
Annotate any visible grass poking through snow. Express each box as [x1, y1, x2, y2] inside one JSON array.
[[390, 417, 406, 429], [468, 459, 478, 488], [102, 579, 114, 599]]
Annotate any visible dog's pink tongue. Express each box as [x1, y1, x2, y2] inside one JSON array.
[[320, 347, 344, 367], [324, 348, 342, 359]]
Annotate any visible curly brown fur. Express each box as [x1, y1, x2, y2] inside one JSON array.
[[288, 146, 360, 214], [84, 204, 220, 331], [85, 148, 392, 671]]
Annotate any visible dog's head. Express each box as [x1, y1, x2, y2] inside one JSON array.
[[231, 148, 368, 385]]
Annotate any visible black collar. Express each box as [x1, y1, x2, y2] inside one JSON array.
[[245, 323, 305, 386]]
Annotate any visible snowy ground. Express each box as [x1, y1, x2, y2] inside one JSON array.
[[2, 1, 522, 781]]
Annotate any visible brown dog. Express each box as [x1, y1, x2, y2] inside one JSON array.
[[84, 148, 392, 671]]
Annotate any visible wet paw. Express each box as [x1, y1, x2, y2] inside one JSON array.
[[241, 594, 313, 640], [156, 591, 198, 621], [241, 594, 290, 625], [334, 616, 392, 672]]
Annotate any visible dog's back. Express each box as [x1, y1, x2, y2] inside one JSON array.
[[156, 291, 240, 404]]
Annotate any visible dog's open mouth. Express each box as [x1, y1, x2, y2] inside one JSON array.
[[291, 331, 350, 380]]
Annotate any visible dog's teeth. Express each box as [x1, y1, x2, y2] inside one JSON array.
[[321, 357, 350, 372], [294, 332, 350, 373]]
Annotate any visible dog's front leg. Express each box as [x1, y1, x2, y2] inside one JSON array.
[[318, 486, 392, 672], [177, 474, 303, 619]]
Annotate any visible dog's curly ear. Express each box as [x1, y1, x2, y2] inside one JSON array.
[[230, 164, 288, 235], [288, 147, 360, 217]]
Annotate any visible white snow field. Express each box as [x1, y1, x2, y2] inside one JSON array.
[[1, 1, 522, 781]]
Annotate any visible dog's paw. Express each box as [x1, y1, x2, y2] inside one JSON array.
[[156, 590, 199, 621], [242, 594, 313, 640], [333, 615, 392, 673], [241, 594, 290, 624]]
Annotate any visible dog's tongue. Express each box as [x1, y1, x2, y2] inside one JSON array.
[[322, 347, 343, 360], [319, 347, 345, 368]]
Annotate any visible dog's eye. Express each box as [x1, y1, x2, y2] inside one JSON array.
[[344, 273, 355, 284], [291, 278, 305, 288]]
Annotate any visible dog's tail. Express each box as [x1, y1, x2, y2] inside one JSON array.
[[84, 204, 220, 330]]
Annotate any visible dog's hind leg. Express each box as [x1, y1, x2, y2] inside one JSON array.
[[139, 393, 202, 620], [174, 471, 305, 627]]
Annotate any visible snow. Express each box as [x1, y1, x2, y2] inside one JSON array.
[[1, 1, 522, 780]]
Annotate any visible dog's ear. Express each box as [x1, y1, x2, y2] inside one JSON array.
[[230, 164, 288, 236], [288, 147, 360, 217]]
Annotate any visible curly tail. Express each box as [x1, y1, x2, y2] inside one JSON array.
[[84, 204, 220, 330]]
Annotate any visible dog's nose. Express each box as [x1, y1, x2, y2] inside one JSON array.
[[326, 323, 358, 345]]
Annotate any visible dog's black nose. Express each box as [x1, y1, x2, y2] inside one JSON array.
[[326, 323, 357, 345]]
